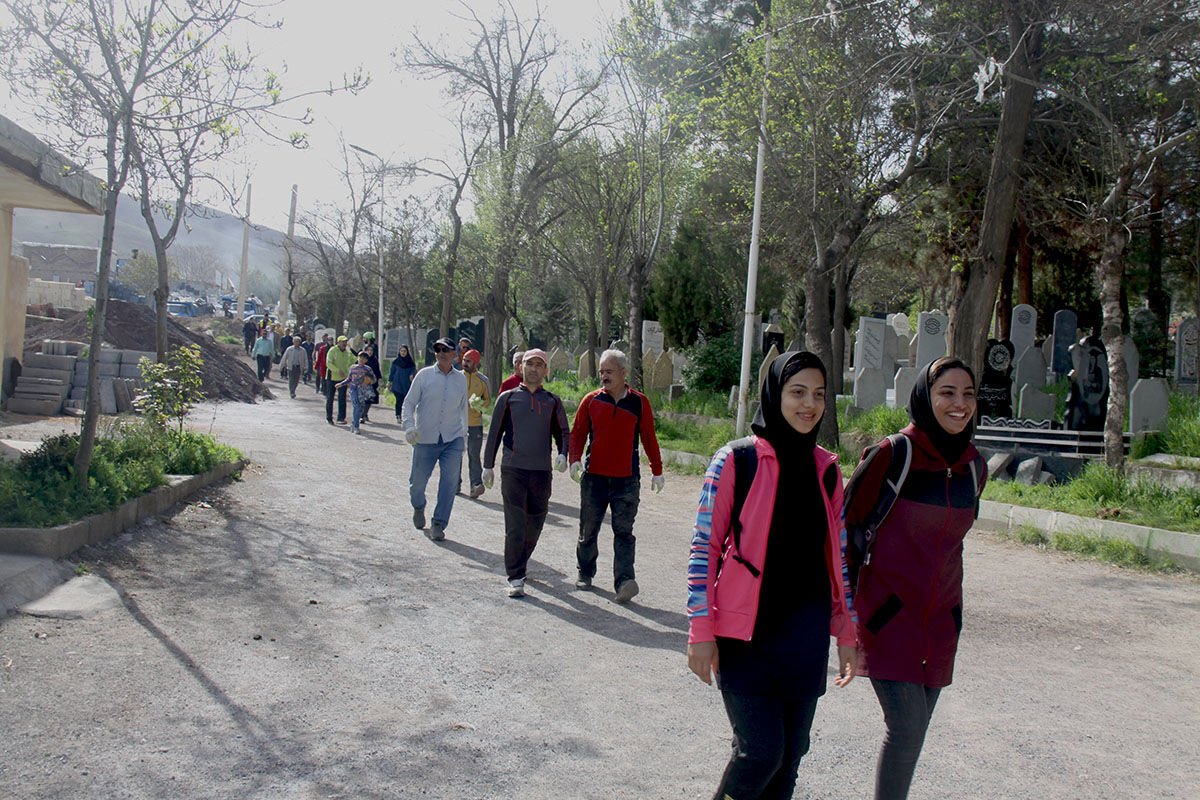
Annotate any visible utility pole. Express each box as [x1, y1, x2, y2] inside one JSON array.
[[278, 184, 297, 323], [238, 184, 252, 319]]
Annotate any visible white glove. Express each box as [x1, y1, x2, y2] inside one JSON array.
[[570, 461, 583, 482], [554, 453, 567, 472], [404, 428, 418, 445], [651, 474, 665, 493], [482, 468, 494, 488]]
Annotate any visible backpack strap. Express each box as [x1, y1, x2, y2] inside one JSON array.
[[725, 437, 761, 579], [846, 433, 911, 589]]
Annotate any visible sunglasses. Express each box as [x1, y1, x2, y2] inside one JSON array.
[[434, 346, 452, 353]]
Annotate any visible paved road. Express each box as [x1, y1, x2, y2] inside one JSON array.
[[1, 384, 1197, 799]]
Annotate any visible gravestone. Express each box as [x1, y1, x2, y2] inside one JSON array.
[[1018, 385, 1055, 421], [641, 350, 659, 382], [1041, 336, 1053, 367], [669, 349, 686, 383], [854, 368, 888, 410], [893, 366, 919, 409], [888, 312, 910, 339], [1123, 337, 1140, 385], [547, 347, 570, 376], [1051, 309, 1078, 376], [1129, 378, 1169, 433], [610, 339, 630, 354], [759, 345, 781, 390], [854, 317, 890, 373], [642, 320, 665, 354], [577, 351, 599, 381], [977, 339, 1016, 418], [1065, 335, 1108, 431], [1012, 346, 1047, 398], [669, 383, 686, 402], [1175, 317, 1199, 388], [761, 323, 784, 356], [914, 312, 948, 370], [1010, 304, 1037, 356], [649, 350, 674, 391]]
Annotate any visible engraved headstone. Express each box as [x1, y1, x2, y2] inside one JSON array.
[[642, 320, 665, 354], [1129, 378, 1169, 433], [888, 312, 910, 339], [1051, 309, 1078, 376], [977, 339, 1016, 418], [649, 349, 674, 390], [1010, 304, 1037, 356], [1175, 317, 1199, 386], [577, 351, 599, 381], [1065, 335, 1108, 431], [547, 347, 570, 375], [914, 312, 948, 370], [893, 367, 919, 409], [1018, 385, 1055, 421], [854, 368, 888, 410], [669, 349, 686, 383], [854, 317, 890, 372]]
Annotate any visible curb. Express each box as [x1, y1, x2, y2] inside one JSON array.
[[0, 459, 245, 560], [659, 447, 712, 469], [975, 499, 1199, 572]]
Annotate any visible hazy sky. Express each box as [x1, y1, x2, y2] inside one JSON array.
[[232, 0, 625, 230]]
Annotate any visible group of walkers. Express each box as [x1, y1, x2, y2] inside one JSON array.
[[253, 327, 985, 800], [688, 350, 984, 800]]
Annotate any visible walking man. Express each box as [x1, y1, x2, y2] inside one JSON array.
[[482, 349, 569, 598], [325, 335, 355, 425], [280, 336, 310, 399], [461, 349, 490, 498], [568, 349, 665, 604], [402, 337, 469, 542], [251, 328, 274, 381], [242, 316, 257, 355]]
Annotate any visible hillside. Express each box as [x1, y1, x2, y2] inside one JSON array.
[[13, 194, 288, 281]]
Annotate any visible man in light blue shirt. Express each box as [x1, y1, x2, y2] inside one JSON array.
[[401, 337, 469, 541]]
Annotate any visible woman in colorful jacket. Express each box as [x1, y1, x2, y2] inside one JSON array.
[[687, 351, 857, 800], [844, 356, 982, 800]]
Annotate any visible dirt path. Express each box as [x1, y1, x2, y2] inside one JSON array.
[[1, 374, 1197, 799]]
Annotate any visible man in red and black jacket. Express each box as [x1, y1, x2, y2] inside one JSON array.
[[568, 349, 664, 604]]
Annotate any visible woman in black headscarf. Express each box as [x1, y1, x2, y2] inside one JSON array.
[[387, 345, 417, 423], [843, 356, 984, 800], [686, 351, 857, 800]]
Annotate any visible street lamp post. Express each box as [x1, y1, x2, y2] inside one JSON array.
[[349, 143, 387, 352]]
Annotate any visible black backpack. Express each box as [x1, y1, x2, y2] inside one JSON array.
[[844, 433, 985, 590]]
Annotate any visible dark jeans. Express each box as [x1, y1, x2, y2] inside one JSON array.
[[870, 679, 942, 800], [255, 354, 271, 381], [287, 368, 301, 397], [501, 467, 552, 580], [576, 474, 640, 588], [325, 376, 347, 422], [393, 391, 407, 418], [465, 425, 483, 488], [715, 690, 821, 800]]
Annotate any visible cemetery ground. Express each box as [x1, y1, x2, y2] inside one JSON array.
[[1, 386, 1198, 799]]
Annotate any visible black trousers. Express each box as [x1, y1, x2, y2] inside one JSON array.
[[325, 375, 347, 422], [715, 691, 821, 800], [255, 354, 271, 381], [501, 467, 552, 580], [870, 679, 942, 800]]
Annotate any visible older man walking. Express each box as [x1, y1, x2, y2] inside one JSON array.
[[568, 349, 664, 604], [402, 337, 469, 542], [482, 349, 569, 598], [325, 335, 355, 425]]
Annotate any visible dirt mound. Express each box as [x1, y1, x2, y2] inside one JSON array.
[[23, 300, 270, 403]]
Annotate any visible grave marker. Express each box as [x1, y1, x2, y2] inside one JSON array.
[[1051, 309, 1078, 376], [1065, 335, 1108, 431], [1129, 378, 1169, 433], [1010, 304, 1037, 356], [1175, 317, 1199, 387], [914, 312, 948, 370], [854, 368, 887, 410], [977, 339, 1015, 418], [1018, 385, 1055, 421]]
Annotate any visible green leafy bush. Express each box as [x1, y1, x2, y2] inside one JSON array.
[[682, 332, 747, 393]]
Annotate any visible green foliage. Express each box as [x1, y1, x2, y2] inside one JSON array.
[[682, 331, 744, 392], [651, 221, 741, 348], [0, 421, 241, 528], [1049, 531, 1176, 572], [655, 416, 736, 457], [215, 334, 241, 345], [137, 345, 205, 435], [840, 403, 910, 442], [644, 387, 733, 419], [1130, 391, 1200, 459]]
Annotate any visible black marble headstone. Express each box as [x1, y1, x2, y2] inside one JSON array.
[[1065, 335, 1109, 431], [977, 339, 1015, 419]]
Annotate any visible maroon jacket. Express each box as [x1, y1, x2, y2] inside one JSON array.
[[846, 424, 984, 688]]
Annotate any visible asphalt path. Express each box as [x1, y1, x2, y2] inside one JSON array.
[[1, 377, 1197, 799]]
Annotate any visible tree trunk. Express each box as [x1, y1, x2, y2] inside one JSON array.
[[831, 260, 850, 396], [484, 241, 513, 390], [948, 5, 1041, 373], [1016, 218, 1034, 306], [804, 252, 839, 448], [627, 254, 647, 389], [585, 290, 598, 380], [440, 192, 465, 337], [995, 233, 1016, 339], [154, 238, 169, 361], [1098, 222, 1130, 469]]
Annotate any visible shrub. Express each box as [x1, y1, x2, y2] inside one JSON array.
[[683, 332, 747, 393]]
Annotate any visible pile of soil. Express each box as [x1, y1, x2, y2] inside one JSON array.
[[23, 300, 270, 403]]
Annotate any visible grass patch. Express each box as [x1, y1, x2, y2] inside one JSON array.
[[1014, 523, 1048, 546], [0, 421, 243, 528], [655, 417, 737, 457], [840, 402, 909, 442], [215, 334, 241, 345], [1131, 391, 1200, 459], [983, 461, 1200, 534], [1049, 531, 1178, 571]]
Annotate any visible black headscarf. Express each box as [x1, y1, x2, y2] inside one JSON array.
[[395, 345, 415, 369], [752, 350, 827, 465], [908, 357, 976, 465]]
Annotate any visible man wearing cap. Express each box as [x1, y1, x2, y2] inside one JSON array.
[[499, 351, 524, 393], [453, 336, 474, 371], [460, 349, 490, 498], [482, 349, 569, 598], [325, 335, 355, 425], [402, 337, 469, 541], [568, 348, 665, 604]]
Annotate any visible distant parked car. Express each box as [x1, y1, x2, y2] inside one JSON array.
[[167, 300, 199, 317]]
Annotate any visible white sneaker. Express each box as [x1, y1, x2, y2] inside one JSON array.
[[614, 579, 639, 604], [507, 578, 525, 598]]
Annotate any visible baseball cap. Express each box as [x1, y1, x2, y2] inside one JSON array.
[[337, 335, 348, 343], [364, 331, 375, 339], [463, 349, 482, 365], [433, 337, 455, 350], [522, 348, 548, 364]]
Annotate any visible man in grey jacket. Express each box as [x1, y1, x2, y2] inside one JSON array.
[[482, 349, 569, 597], [401, 337, 468, 542]]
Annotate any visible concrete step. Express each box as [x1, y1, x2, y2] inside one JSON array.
[[21, 367, 72, 381], [14, 380, 69, 399], [0, 554, 73, 618], [24, 353, 76, 371], [5, 396, 64, 416], [40, 339, 87, 356]]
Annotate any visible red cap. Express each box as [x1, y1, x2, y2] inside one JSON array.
[[463, 349, 482, 365]]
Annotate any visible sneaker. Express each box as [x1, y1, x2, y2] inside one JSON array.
[[469, 484, 485, 499], [614, 579, 639, 604], [413, 507, 426, 530], [507, 578, 525, 598], [575, 574, 592, 590], [327, 419, 335, 426], [425, 521, 445, 541], [353, 427, 361, 435], [335, 419, 348, 425]]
